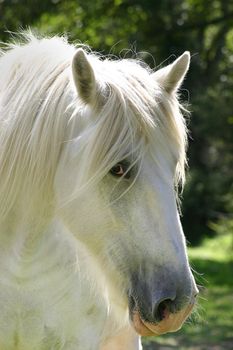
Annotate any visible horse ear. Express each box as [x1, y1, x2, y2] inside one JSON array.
[[72, 49, 96, 104], [152, 52, 190, 93]]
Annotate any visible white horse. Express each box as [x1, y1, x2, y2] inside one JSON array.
[[0, 33, 198, 350]]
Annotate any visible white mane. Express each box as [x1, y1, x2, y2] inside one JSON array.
[[0, 33, 187, 219]]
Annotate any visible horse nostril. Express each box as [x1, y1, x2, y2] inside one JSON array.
[[154, 298, 173, 322]]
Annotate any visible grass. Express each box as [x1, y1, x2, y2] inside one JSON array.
[[142, 233, 233, 349]]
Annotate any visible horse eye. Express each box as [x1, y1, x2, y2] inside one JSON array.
[[110, 162, 130, 179]]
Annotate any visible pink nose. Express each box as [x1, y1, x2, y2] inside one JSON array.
[[131, 302, 195, 336]]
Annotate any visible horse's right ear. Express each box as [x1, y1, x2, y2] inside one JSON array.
[[72, 49, 97, 104]]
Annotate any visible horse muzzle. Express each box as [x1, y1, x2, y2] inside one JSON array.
[[130, 302, 194, 336], [128, 269, 198, 336]]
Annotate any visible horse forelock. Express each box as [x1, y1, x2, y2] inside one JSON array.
[[76, 57, 187, 193], [0, 33, 187, 217]]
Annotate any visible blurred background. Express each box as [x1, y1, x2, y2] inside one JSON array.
[[0, 0, 232, 349]]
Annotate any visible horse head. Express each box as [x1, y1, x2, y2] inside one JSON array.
[[55, 48, 198, 336]]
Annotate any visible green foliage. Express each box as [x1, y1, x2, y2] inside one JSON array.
[[0, 0, 232, 244]]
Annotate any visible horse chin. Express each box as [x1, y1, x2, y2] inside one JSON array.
[[131, 303, 194, 337]]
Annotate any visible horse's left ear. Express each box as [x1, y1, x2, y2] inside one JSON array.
[[72, 49, 97, 104], [152, 52, 190, 93]]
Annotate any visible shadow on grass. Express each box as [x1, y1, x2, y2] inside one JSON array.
[[142, 257, 233, 349]]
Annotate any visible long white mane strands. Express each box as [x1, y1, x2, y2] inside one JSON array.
[[0, 33, 187, 218]]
